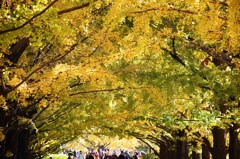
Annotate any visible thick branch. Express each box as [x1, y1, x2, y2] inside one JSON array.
[[0, 0, 59, 35], [186, 38, 234, 67], [5, 36, 87, 94], [6, 96, 44, 120], [58, 3, 90, 15], [146, 134, 163, 146], [161, 39, 186, 67], [0, 1, 91, 35], [202, 137, 213, 154], [216, 0, 228, 7], [130, 6, 196, 14], [9, 42, 80, 92], [136, 137, 160, 156], [5, 38, 29, 64], [170, 37, 186, 66]]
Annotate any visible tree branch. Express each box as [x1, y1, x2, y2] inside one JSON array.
[[202, 137, 213, 154], [9, 41, 81, 92], [170, 37, 186, 66], [130, 6, 196, 14], [35, 103, 80, 126], [186, 39, 234, 67], [6, 96, 44, 120], [161, 38, 186, 67], [58, 3, 90, 15], [0, 1, 92, 35], [5, 38, 30, 64], [136, 137, 160, 156], [5, 36, 87, 94], [32, 104, 50, 121], [69, 86, 146, 96], [70, 87, 125, 96], [0, 0, 59, 35]]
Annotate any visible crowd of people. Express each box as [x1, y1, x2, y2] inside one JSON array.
[[65, 149, 143, 159]]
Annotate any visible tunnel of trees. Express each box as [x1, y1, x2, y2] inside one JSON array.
[[0, 0, 239, 159]]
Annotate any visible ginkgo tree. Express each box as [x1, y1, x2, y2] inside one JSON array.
[[0, 0, 116, 158], [0, 0, 239, 159], [77, 0, 239, 159]]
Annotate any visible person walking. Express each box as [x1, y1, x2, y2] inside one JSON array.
[[94, 152, 100, 159], [78, 150, 84, 159], [73, 150, 77, 159], [89, 153, 94, 159], [137, 152, 142, 159], [67, 153, 72, 159], [118, 150, 125, 159], [124, 151, 131, 159], [132, 152, 138, 159], [99, 149, 104, 159], [86, 152, 94, 159]]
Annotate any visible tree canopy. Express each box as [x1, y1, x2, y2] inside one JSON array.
[[0, 0, 239, 159]]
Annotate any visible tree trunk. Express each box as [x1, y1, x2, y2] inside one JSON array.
[[17, 130, 30, 159], [212, 127, 226, 159], [0, 108, 6, 158], [0, 110, 31, 159], [5, 129, 19, 159], [7, 38, 29, 64], [229, 123, 240, 159], [201, 141, 210, 159], [176, 130, 188, 159], [0, 140, 6, 159], [191, 142, 200, 159], [169, 148, 177, 159], [191, 152, 200, 159], [160, 142, 169, 159], [159, 141, 177, 159]]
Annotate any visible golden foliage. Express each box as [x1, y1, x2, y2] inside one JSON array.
[[0, 0, 239, 156]]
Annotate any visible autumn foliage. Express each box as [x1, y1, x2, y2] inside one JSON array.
[[0, 0, 239, 159]]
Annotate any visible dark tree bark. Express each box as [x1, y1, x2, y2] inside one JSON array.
[[0, 36, 32, 159], [0, 107, 7, 159], [160, 142, 177, 159], [5, 38, 29, 64], [176, 130, 188, 159], [191, 151, 200, 159], [17, 130, 30, 159], [212, 127, 226, 159], [160, 142, 169, 159], [169, 147, 177, 159], [191, 141, 200, 159], [229, 123, 240, 159], [201, 139, 211, 159], [5, 128, 19, 159]]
